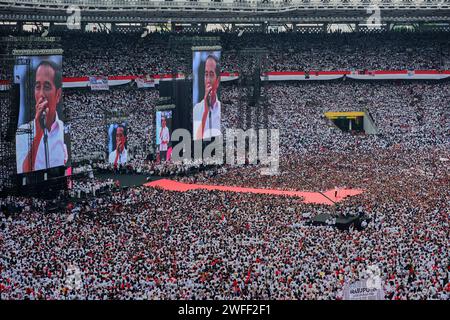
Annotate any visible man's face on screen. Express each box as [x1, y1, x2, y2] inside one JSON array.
[[162, 118, 166, 128], [205, 57, 219, 97], [34, 64, 61, 124], [116, 127, 126, 152]]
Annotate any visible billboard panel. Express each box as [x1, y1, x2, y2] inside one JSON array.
[[192, 50, 221, 140], [15, 55, 70, 174]]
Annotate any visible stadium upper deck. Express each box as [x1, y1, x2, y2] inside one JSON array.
[[1, 0, 450, 25]]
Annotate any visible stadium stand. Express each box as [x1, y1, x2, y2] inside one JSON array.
[[0, 2, 449, 301]]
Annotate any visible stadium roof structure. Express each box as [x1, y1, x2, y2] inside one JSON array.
[[0, 0, 449, 24]]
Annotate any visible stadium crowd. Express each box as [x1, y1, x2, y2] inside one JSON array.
[[0, 30, 449, 300], [58, 31, 450, 76], [2, 77, 449, 299], [1, 145, 449, 300], [69, 178, 116, 199], [64, 80, 450, 167], [65, 89, 158, 163]]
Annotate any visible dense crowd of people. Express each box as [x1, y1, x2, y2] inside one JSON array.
[[0, 30, 449, 300], [69, 178, 116, 199], [64, 80, 449, 165], [261, 81, 449, 153], [57, 31, 449, 76], [65, 89, 158, 163], [0, 94, 10, 192], [1, 145, 448, 299]]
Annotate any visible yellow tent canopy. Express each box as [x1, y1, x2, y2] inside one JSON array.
[[324, 111, 365, 120]]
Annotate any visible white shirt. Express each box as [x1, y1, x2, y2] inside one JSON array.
[[109, 148, 127, 165], [16, 113, 67, 174], [193, 97, 221, 140], [159, 126, 170, 151]]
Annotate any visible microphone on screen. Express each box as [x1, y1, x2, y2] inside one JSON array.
[[41, 107, 50, 169], [40, 110, 46, 131]]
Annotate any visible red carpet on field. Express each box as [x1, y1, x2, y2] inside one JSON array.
[[144, 179, 363, 205]]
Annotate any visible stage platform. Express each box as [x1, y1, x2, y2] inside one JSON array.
[[144, 179, 363, 205], [96, 173, 159, 188], [312, 213, 360, 230]]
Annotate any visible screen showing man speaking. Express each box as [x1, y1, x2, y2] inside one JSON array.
[[108, 122, 128, 168], [156, 110, 172, 162], [192, 50, 221, 141], [15, 55, 70, 174]]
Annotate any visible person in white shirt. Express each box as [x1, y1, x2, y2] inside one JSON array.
[[16, 61, 67, 173], [193, 54, 221, 140], [159, 117, 170, 161], [108, 125, 127, 167]]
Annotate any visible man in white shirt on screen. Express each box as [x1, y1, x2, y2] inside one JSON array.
[[108, 125, 128, 167], [193, 54, 221, 140], [159, 116, 170, 161], [16, 60, 67, 174]]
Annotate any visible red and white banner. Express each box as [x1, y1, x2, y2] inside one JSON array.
[[0, 70, 448, 90], [135, 76, 156, 88], [89, 76, 109, 91], [262, 71, 347, 81], [221, 72, 239, 82], [64, 75, 134, 88], [0, 79, 10, 91], [347, 70, 450, 80], [263, 70, 450, 81]]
